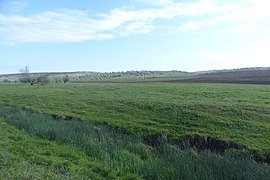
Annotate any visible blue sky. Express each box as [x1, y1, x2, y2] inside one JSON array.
[[0, 0, 269, 74]]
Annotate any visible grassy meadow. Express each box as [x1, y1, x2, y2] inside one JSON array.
[[1, 105, 270, 179], [0, 83, 269, 153], [0, 82, 269, 178]]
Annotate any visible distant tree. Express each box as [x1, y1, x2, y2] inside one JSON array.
[[19, 66, 32, 84], [268, 67, 270, 80], [3, 79, 11, 83], [19, 66, 50, 85], [54, 77, 63, 83], [19, 66, 29, 74], [36, 75, 50, 84], [63, 75, 69, 83]]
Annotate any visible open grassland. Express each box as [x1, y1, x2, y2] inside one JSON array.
[[0, 83, 269, 156], [1, 105, 269, 179]]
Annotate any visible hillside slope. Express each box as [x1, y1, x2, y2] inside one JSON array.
[[1, 67, 269, 84], [179, 70, 270, 84]]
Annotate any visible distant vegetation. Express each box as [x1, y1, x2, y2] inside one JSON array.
[[0, 67, 269, 84], [16, 66, 69, 85], [0, 70, 189, 83]]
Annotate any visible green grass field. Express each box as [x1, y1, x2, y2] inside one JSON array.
[[0, 111, 128, 179], [1, 105, 270, 179], [0, 83, 269, 155]]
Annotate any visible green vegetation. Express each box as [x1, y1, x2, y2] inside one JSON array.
[[0, 110, 129, 179], [1, 105, 269, 179], [0, 83, 269, 155], [0, 70, 190, 83]]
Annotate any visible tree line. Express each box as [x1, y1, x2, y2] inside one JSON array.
[[19, 66, 69, 85]]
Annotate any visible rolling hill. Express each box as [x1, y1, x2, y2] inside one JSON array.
[[177, 69, 270, 84], [0, 67, 269, 84]]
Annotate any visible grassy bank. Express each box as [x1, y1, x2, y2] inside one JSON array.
[[0, 83, 269, 154], [1, 105, 269, 179], [0, 110, 131, 179]]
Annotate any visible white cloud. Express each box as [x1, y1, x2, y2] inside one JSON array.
[[135, 0, 173, 6], [178, 0, 270, 31], [157, 43, 270, 71], [193, 42, 270, 70], [0, 0, 268, 44]]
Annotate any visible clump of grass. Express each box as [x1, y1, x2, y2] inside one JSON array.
[[1, 105, 270, 179], [0, 115, 130, 179]]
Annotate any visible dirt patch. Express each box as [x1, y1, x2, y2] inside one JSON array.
[[145, 133, 169, 147], [253, 153, 270, 165], [51, 114, 78, 122], [144, 133, 270, 165], [144, 134, 245, 152], [184, 135, 245, 153]]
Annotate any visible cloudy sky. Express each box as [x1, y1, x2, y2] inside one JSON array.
[[0, 0, 269, 74]]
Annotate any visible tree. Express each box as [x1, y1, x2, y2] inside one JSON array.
[[63, 75, 69, 83], [54, 77, 63, 83], [19, 66, 30, 74], [19, 66, 32, 84], [36, 75, 49, 84], [19, 66, 50, 85]]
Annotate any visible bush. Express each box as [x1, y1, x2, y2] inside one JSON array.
[[36, 75, 49, 84], [63, 75, 69, 83]]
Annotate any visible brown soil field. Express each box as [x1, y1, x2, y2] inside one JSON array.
[[172, 70, 270, 84]]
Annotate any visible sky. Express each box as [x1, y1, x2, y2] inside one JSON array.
[[0, 0, 269, 74]]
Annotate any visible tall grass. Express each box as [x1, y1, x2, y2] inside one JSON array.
[[1, 105, 269, 179]]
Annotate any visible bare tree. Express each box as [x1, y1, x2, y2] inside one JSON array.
[[19, 66, 32, 84], [19, 66, 29, 74], [19, 66, 50, 85], [36, 75, 50, 84]]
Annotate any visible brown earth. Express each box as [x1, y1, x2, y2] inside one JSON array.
[[172, 70, 270, 84]]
